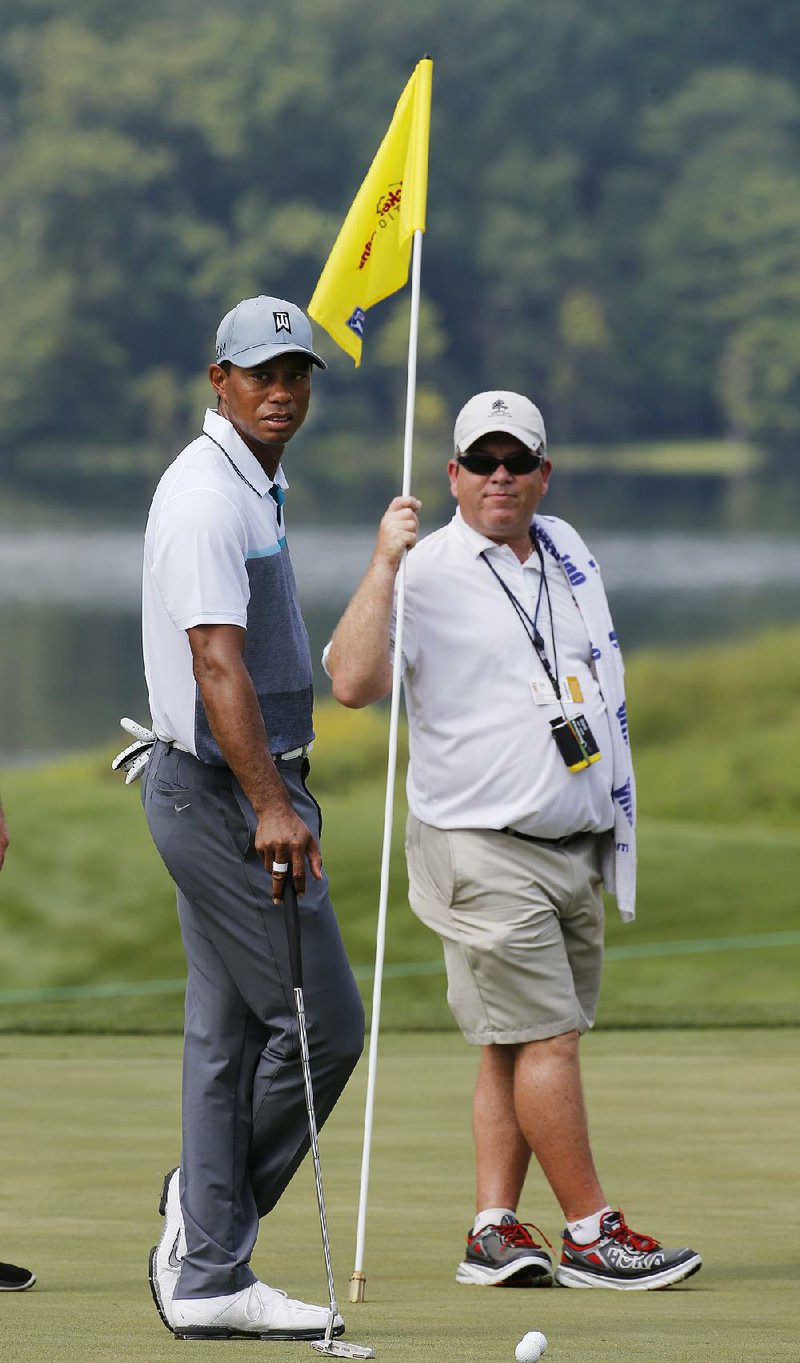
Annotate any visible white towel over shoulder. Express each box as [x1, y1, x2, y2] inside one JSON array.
[[534, 514, 637, 922]]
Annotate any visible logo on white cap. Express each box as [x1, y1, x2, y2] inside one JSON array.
[[273, 312, 291, 333], [453, 390, 547, 455]]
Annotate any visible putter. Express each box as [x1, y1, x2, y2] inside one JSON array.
[[283, 877, 375, 1360]]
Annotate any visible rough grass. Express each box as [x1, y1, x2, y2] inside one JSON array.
[[627, 625, 800, 825], [1, 627, 799, 1032]]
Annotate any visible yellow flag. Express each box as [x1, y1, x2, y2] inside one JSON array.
[[308, 58, 432, 366]]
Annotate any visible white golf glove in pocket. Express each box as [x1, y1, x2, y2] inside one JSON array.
[[112, 717, 156, 784]]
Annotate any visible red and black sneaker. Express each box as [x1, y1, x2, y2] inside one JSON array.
[[555, 1209, 702, 1290], [456, 1214, 553, 1286]]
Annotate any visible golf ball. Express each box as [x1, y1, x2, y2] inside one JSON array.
[[515, 1331, 548, 1363]]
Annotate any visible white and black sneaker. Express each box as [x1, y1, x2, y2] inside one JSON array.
[[171, 1281, 344, 1340], [0, 1261, 36, 1291], [456, 1214, 553, 1286], [148, 1167, 185, 1330], [555, 1209, 702, 1290]]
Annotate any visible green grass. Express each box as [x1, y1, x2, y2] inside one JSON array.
[[556, 438, 762, 475], [1, 627, 799, 1032], [627, 625, 800, 825], [0, 1029, 797, 1362]]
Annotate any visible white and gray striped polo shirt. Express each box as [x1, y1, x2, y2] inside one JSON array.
[[142, 408, 313, 764]]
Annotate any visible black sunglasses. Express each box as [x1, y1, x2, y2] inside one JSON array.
[[457, 448, 545, 475]]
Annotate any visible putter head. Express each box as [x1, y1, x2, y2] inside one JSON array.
[[311, 1342, 375, 1359]]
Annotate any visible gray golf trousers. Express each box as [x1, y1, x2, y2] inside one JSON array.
[[142, 740, 365, 1299]]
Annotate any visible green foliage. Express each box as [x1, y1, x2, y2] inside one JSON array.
[[635, 66, 800, 461], [1, 1, 800, 497], [717, 316, 800, 456]]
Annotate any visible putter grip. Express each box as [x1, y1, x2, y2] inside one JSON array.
[[282, 877, 304, 990]]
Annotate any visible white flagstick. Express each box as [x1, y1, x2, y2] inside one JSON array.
[[349, 229, 423, 1304]]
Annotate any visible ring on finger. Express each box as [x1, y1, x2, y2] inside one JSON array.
[[272, 860, 289, 873]]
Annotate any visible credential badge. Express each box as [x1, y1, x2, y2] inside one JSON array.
[[273, 311, 291, 334]]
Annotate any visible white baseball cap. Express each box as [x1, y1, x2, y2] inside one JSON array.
[[454, 390, 547, 454], [215, 295, 327, 370]]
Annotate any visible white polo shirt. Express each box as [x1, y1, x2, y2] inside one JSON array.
[[399, 510, 614, 837], [142, 409, 314, 764]]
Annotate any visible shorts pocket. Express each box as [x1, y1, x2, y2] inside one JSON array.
[[406, 816, 457, 910]]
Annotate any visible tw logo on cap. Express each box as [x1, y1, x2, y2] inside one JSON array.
[[273, 312, 292, 333]]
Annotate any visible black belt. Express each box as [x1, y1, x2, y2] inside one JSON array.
[[501, 827, 593, 849]]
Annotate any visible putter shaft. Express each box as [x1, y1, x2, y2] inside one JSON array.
[[285, 885, 374, 1358]]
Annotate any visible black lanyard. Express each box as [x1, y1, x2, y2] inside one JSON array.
[[479, 532, 563, 702]]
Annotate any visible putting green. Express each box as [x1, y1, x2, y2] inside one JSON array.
[[0, 1030, 797, 1361]]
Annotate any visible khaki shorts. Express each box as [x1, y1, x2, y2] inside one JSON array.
[[405, 816, 606, 1046]]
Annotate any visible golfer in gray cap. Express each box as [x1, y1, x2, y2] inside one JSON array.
[[138, 296, 364, 1339]]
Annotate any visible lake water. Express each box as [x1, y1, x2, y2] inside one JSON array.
[[1, 526, 799, 763]]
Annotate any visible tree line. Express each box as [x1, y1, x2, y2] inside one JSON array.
[[1, 0, 799, 515]]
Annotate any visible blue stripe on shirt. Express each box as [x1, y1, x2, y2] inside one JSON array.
[[246, 536, 287, 560]]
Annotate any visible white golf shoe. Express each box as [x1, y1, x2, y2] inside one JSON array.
[[148, 1167, 185, 1331], [171, 1280, 344, 1340]]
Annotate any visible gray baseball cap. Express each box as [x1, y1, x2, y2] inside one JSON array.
[[454, 390, 547, 454], [215, 295, 327, 370]]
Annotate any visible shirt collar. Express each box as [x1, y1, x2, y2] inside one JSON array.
[[452, 506, 532, 562], [202, 409, 289, 497]]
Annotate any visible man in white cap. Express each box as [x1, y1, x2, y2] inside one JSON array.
[[139, 297, 364, 1338], [325, 391, 701, 1292]]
